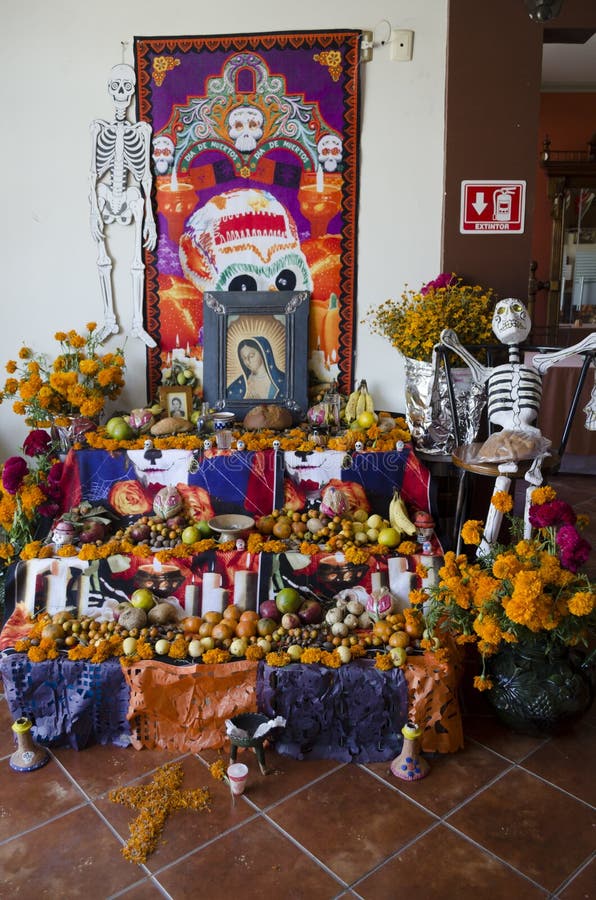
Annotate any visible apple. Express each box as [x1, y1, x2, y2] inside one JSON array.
[[129, 522, 151, 542], [259, 600, 281, 622], [78, 520, 106, 544], [130, 588, 156, 611], [275, 587, 302, 614], [195, 519, 213, 538], [297, 598, 322, 624], [105, 416, 134, 441], [281, 612, 301, 630]]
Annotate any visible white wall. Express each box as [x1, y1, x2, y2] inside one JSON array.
[[0, 0, 447, 457]]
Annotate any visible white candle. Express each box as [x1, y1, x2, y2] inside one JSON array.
[[184, 584, 200, 617], [202, 573, 222, 592], [233, 570, 258, 612], [316, 165, 324, 192], [170, 167, 178, 191], [387, 557, 414, 612], [202, 587, 229, 616], [371, 571, 388, 592]]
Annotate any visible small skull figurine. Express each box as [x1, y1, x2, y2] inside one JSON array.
[[272, 439, 281, 451], [235, 538, 246, 551], [52, 520, 77, 548], [143, 439, 154, 451], [203, 439, 212, 450], [236, 440, 246, 451], [395, 440, 405, 452], [354, 441, 364, 453]]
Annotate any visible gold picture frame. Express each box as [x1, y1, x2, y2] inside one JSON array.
[[159, 385, 193, 420]]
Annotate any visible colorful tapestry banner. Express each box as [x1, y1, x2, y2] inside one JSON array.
[[134, 31, 362, 402]]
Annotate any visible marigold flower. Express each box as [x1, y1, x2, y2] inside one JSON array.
[[473, 675, 494, 691], [567, 591, 595, 617], [491, 491, 513, 514], [461, 519, 483, 545]]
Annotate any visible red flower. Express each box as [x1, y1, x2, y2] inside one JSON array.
[[46, 461, 64, 499], [529, 499, 576, 529], [421, 272, 455, 295], [1, 456, 29, 494], [23, 429, 52, 457], [556, 524, 591, 573]]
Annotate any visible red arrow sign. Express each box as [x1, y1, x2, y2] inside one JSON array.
[[460, 180, 526, 234]]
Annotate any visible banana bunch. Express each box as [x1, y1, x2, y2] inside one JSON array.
[[389, 489, 417, 536], [344, 379, 375, 423]]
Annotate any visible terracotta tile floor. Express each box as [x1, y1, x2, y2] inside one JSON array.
[[0, 472, 594, 899]]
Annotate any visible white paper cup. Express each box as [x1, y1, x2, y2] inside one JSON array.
[[227, 762, 249, 795]]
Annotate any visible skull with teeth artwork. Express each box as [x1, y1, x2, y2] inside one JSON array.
[[227, 106, 265, 153], [89, 64, 157, 346], [438, 299, 596, 554]]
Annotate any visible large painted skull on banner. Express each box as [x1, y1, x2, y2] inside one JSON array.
[[179, 188, 313, 293], [227, 106, 264, 152]]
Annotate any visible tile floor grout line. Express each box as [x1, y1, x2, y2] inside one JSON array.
[[347, 819, 444, 893], [516, 763, 596, 811], [261, 809, 351, 891], [107, 874, 174, 900], [356, 762, 444, 819], [464, 732, 552, 766], [549, 849, 596, 898], [146, 809, 263, 877], [0, 799, 91, 848], [440, 818, 556, 895]]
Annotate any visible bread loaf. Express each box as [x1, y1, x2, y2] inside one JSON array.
[[150, 416, 195, 436], [242, 404, 293, 431]]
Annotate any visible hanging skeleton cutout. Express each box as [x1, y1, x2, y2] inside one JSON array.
[[89, 64, 156, 346], [438, 299, 596, 554]]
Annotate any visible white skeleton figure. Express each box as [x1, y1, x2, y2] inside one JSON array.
[[317, 134, 343, 173], [440, 298, 596, 553], [227, 106, 264, 153], [89, 64, 157, 346]]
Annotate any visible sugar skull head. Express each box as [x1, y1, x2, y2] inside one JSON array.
[[492, 298, 531, 345], [272, 439, 281, 451], [180, 188, 313, 294], [227, 106, 264, 153], [108, 64, 135, 116], [317, 134, 343, 173], [152, 134, 175, 176]]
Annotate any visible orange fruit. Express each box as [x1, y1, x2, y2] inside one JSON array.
[[181, 616, 202, 634], [235, 619, 257, 638], [272, 521, 292, 539], [204, 611, 223, 624], [211, 622, 235, 642], [198, 622, 214, 637], [372, 620, 392, 642], [223, 605, 241, 621], [388, 630, 410, 649], [239, 610, 259, 622]]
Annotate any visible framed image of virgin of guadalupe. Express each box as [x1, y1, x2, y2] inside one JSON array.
[[203, 290, 309, 420]]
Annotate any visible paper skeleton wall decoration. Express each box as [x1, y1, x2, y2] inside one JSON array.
[[89, 64, 157, 346], [439, 298, 596, 554]]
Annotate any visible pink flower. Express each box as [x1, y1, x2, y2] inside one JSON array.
[[556, 524, 591, 573], [1, 456, 29, 494], [421, 272, 455, 295], [23, 429, 52, 457], [529, 499, 576, 529]]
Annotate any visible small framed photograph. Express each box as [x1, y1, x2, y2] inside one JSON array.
[[159, 385, 193, 420], [203, 290, 310, 421]]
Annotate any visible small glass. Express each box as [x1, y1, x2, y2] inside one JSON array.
[[216, 429, 233, 450]]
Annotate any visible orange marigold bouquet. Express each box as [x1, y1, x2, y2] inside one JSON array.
[[0, 323, 126, 427], [420, 486, 595, 690]]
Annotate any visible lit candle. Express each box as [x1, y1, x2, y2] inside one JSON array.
[[170, 167, 178, 191], [370, 571, 388, 592], [316, 165, 324, 193]]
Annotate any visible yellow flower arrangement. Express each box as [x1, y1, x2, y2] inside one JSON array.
[[421, 489, 595, 687], [364, 274, 495, 364], [0, 323, 125, 427]]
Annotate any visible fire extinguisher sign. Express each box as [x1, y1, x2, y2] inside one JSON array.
[[460, 180, 526, 234]]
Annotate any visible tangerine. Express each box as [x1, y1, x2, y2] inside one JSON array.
[[388, 630, 410, 649], [211, 622, 235, 642], [223, 605, 241, 621], [204, 611, 223, 624], [235, 619, 257, 638], [239, 610, 259, 622]]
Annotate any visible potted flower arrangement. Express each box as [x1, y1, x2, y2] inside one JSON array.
[[0, 430, 64, 585], [0, 323, 126, 450], [419, 485, 595, 736], [364, 274, 495, 452]]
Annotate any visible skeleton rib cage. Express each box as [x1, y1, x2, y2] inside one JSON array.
[[487, 365, 542, 427], [95, 122, 149, 217]]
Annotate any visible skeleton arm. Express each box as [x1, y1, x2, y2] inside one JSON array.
[[89, 119, 105, 240], [438, 328, 491, 383], [138, 121, 157, 251], [531, 332, 596, 374]]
